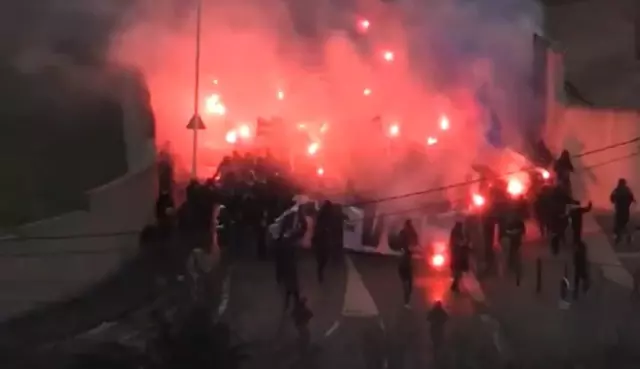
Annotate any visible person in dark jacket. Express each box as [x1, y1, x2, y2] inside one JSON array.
[[398, 246, 413, 308], [569, 201, 592, 244], [504, 211, 525, 280], [610, 178, 636, 244], [449, 221, 470, 292], [427, 301, 449, 352], [312, 200, 333, 283], [554, 149, 574, 193]]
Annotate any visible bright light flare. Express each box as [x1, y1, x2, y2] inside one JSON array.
[[431, 254, 446, 268], [225, 130, 237, 144], [472, 193, 486, 207], [389, 124, 400, 137], [238, 124, 251, 138], [539, 168, 550, 180], [205, 94, 226, 116], [357, 19, 370, 32], [430, 242, 448, 269], [277, 90, 284, 100], [439, 115, 450, 131], [307, 142, 320, 156], [427, 136, 438, 146], [507, 178, 525, 197], [317, 167, 324, 176], [382, 50, 395, 62], [363, 88, 372, 96]]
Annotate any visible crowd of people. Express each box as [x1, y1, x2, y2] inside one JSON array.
[[142, 145, 636, 354]]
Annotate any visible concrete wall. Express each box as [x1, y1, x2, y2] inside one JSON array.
[[544, 51, 640, 209], [0, 70, 156, 322]]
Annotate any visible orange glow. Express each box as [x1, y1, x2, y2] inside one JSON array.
[[439, 115, 450, 130], [507, 178, 525, 196], [307, 142, 320, 156], [238, 124, 251, 138], [205, 94, 226, 116], [383, 50, 395, 62], [363, 88, 372, 96], [225, 130, 237, 144], [317, 167, 324, 176], [389, 123, 400, 137], [427, 136, 438, 146], [277, 90, 284, 100], [472, 193, 485, 207]]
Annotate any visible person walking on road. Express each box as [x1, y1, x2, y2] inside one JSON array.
[[398, 246, 414, 308], [610, 178, 636, 245], [450, 221, 470, 293], [427, 301, 449, 356], [568, 201, 592, 244], [504, 211, 525, 281], [397, 220, 418, 308], [312, 200, 333, 283]]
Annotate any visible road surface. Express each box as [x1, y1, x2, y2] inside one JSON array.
[[220, 250, 503, 369]]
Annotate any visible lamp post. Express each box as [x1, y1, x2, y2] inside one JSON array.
[[190, 0, 203, 179]]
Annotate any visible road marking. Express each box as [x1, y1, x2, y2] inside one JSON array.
[[341, 256, 379, 317], [324, 321, 340, 337]]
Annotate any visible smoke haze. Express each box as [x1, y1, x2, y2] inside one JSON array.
[[3, 0, 543, 213]]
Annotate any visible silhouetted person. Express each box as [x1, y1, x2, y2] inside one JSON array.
[[312, 200, 332, 283], [398, 246, 413, 308], [450, 221, 470, 292], [554, 149, 574, 193], [569, 201, 592, 244], [427, 301, 449, 352], [610, 178, 636, 245], [504, 211, 525, 280]]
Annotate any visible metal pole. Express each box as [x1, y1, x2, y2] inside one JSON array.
[[191, 0, 203, 179]]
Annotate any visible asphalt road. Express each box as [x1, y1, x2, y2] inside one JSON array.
[[220, 250, 503, 369]]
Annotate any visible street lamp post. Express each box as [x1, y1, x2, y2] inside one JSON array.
[[190, 0, 203, 179]]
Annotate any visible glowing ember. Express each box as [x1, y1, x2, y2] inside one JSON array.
[[307, 142, 320, 156], [238, 124, 251, 138], [363, 88, 372, 96], [431, 254, 446, 268], [389, 124, 400, 137], [472, 193, 485, 207], [205, 94, 226, 116], [383, 50, 395, 62], [439, 115, 450, 131], [540, 169, 550, 180], [358, 19, 370, 32], [225, 130, 237, 144], [507, 178, 525, 196], [427, 136, 438, 146]]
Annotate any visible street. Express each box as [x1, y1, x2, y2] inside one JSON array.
[[220, 249, 503, 369]]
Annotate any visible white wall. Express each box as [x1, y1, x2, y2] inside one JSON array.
[[545, 51, 640, 209], [0, 70, 156, 322]]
